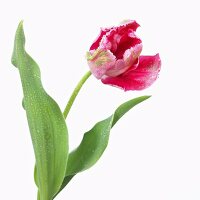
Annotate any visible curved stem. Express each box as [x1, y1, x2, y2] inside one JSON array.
[[63, 71, 91, 119]]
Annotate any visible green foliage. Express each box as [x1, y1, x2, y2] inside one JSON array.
[[12, 21, 68, 200], [56, 96, 150, 196]]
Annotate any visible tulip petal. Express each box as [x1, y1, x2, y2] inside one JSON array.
[[118, 20, 140, 33], [105, 59, 129, 77], [105, 43, 142, 77], [102, 54, 161, 91], [100, 21, 141, 59], [90, 28, 111, 51], [123, 43, 142, 67], [115, 33, 141, 58], [87, 49, 116, 79]]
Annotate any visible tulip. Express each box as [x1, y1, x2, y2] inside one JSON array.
[[87, 20, 161, 91]]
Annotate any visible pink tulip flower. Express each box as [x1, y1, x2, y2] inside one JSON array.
[[87, 20, 161, 91]]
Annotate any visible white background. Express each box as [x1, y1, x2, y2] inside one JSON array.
[[0, 0, 200, 199]]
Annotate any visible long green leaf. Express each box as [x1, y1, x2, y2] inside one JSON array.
[[12, 21, 68, 200], [56, 96, 150, 196]]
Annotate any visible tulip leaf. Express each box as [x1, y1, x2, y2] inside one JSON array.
[[12, 21, 68, 200], [56, 96, 150, 196]]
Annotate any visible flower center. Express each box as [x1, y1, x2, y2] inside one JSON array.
[[113, 35, 141, 59]]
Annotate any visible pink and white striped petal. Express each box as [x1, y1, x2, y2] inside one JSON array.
[[87, 49, 116, 79], [102, 54, 161, 91]]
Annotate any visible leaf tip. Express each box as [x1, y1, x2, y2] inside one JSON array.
[[11, 20, 26, 67], [15, 20, 25, 43], [18, 20, 24, 29], [134, 95, 152, 102], [144, 95, 151, 100]]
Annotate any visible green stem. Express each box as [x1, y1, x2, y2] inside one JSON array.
[[63, 71, 91, 119]]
